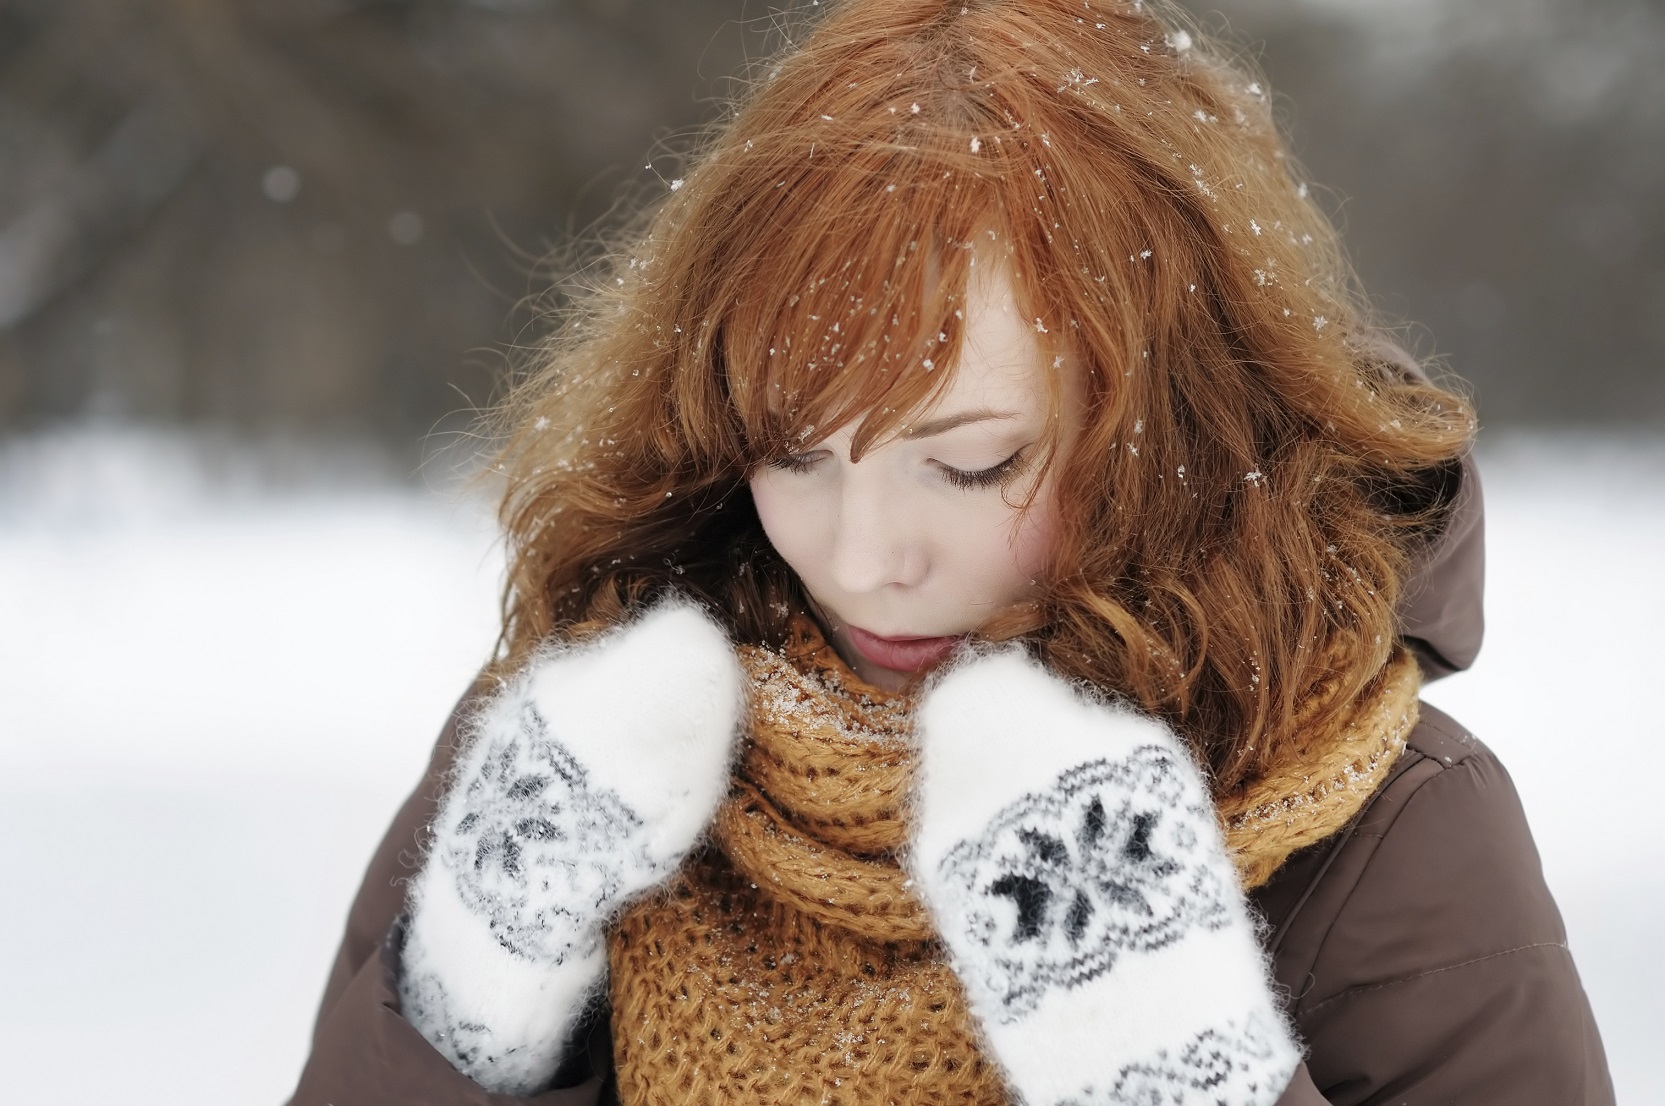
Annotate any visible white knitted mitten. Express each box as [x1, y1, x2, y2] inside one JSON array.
[[910, 647, 1301, 1106], [398, 597, 745, 1094]]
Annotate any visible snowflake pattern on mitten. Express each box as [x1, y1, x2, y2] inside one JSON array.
[[438, 700, 659, 965], [935, 743, 1232, 1020]]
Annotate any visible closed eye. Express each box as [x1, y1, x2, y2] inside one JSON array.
[[938, 448, 1028, 491], [765, 452, 826, 475], [765, 447, 1029, 491]]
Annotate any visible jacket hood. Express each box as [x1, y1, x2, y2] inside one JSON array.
[[1397, 448, 1485, 682]]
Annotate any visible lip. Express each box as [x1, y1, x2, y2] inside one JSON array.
[[845, 624, 966, 673]]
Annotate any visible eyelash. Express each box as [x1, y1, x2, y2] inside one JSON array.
[[767, 449, 1028, 491], [767, 454, 818, 475], [943, 449, 1029, 490]]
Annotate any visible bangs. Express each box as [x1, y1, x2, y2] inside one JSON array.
[[709, 94, 1043, 463]]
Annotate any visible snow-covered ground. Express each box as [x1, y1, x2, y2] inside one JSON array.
[[1, 427, 1660, 1103]]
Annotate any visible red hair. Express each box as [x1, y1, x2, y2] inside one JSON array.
[[488, 0, 1473, 795]]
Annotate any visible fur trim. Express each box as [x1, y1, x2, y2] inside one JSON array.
[[399, 597, 744, 1094], [910, 647, 1302, 1106]]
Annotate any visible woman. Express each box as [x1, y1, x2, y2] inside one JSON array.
[[293, 0, 1612, 1102]]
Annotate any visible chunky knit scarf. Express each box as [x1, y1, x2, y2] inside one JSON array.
[[606, 615, 1421, 1105]]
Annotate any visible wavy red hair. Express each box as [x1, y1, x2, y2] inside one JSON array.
[[486, 0, 1473, 796]]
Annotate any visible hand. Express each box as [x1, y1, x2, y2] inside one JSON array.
[[399, 596, 745, 1094], [909, 646, 1300, 1106]]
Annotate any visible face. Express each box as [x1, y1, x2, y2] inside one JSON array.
[[748, 257, 1084, 692]]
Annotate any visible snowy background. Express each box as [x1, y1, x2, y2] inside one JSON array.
[[0, 427, 1659, 1103], [2, 0, 1660, 1097]]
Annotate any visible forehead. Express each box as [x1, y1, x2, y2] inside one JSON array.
[[787, 255, 1056, 444], [933, 257, 1051, 417]]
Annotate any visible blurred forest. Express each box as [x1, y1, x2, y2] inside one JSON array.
[[0, 0, 1660, 457]]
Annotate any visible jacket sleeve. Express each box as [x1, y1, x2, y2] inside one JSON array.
[[288, 682, 609, 1106], [1274, 708, 1614, 1105]]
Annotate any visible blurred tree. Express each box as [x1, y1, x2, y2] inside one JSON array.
[[0, 0, 754, 444], [1200, 0, 1665, 426], [0, 0, 1659, 447]]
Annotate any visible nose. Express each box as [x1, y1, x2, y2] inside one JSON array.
[[828, 476, 926, 595]]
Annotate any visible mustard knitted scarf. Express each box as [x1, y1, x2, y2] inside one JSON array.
[[606, 615, 1420, 1105]]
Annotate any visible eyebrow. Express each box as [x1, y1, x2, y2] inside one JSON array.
[[901, 408, 1020, 439]]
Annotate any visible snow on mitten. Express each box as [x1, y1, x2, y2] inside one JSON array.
[[909, 646, 1301, 1106], [399, 597, 745, 1094]]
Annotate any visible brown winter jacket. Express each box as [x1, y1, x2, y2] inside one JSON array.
[[290, 453, 1615, 1105]]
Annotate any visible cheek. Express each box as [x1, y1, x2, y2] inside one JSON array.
[[928, 489, 1062, 606], [748, 473, 817, 573], [1001, 486, 1064, 584]]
